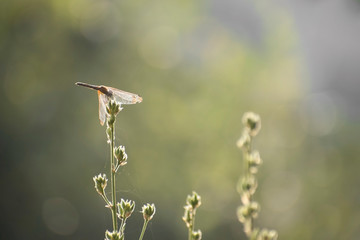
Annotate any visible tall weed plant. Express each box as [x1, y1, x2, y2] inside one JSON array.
[[77, 84, 278, 240]]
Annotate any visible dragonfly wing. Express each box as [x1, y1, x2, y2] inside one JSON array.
[[108, 87, 142, 105], [98, 91, 109, 125]]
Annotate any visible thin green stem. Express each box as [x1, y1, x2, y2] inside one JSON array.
[[138, 220, 149, 240], [110, 124, 118, 231], [101, 193, 111, 207], [188, 226, 192, 240], [245, 139, 252, 177], [187, 209, 196, 240], [119, 218, 126, 236], [191, 209, 196, 233], [244, 137, 253, 238], [248, 140, 253, 235]]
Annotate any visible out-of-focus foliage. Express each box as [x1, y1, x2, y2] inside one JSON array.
[[1, 0, 359, 240]]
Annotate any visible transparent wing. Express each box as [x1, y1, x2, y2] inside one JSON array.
[[98, 91, 109, 126], [108, 87, 142, 105]]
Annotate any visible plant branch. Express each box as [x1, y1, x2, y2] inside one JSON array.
[[110, 124, 118, 231], [138, 220, 148, 240]]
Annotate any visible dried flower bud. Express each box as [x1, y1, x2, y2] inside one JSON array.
[[106, 127, 112, 143], [248, 150, 262, 174], [242, 112, 261, 136], [107, 115, 116, 126], [186, 191, 201, 209], [257, 229, 278, 240], [237, 205, 247, 223], [248, 202, 260, 218], [236, 131, 251, 149], [237, 176, 258, 196], [182, 205, 192, 228], [237, 202, 260, 223], [251, 228, 260, 240], [141, 203, 156, 221], [93, 174, 108, 196], [192, 230, 202, 240], [105, 230, 122, 240], [117, 199, 135, 219], [114, 146, 128, 167]]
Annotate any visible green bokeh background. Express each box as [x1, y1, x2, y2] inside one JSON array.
[[1, 0, 359, 239]]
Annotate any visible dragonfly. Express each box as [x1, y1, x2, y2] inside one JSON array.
[[76, 82, 142, 125]]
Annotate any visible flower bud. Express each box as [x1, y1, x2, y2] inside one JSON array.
[[186, 191, 201, 210], [192, 230, 202, 240], [237, 176, 257, 196], [242, 112, 261, 136], [141, 203, 156, 221], [105, 230, 122, 240], [257, 229, 278, 240], [114, 146, 128, 167], [106, 127, 112, 143], [182, 205, 192, 228], [117, 199, 135, 219], [248, 150, 262, 174], [236, 131, 251, 149], [248, 202, 260, 218], [107, 115, 116, 126], [237, 205, 247, 223], [106, 100, 122, 116], [93, 174, 108, 196], [237, 202, 260, 223]]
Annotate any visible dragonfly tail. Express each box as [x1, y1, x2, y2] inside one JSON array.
[[75, 82, 100, 91]]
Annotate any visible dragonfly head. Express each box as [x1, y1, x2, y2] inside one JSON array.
[[99, 86, 113, 97]]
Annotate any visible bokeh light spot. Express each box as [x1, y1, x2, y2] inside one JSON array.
[[42, 197, 79, 236], [261, 172, 302, 212], [75, 1, 120, 43], [138, 26, 182, 69], [300, 92, 337, 136]]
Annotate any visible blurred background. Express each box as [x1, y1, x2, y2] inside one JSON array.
[[1, 0, 360, 239]]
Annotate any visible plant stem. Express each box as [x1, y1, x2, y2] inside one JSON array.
[[138, 220, 148, 240], [188, 227, 192, 240], [110, 124, 118, 231], [244, 139, 253, 238], [119, 218, 126, 236], [187, 209, 196, 240], [101, 194, 112, 207]]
